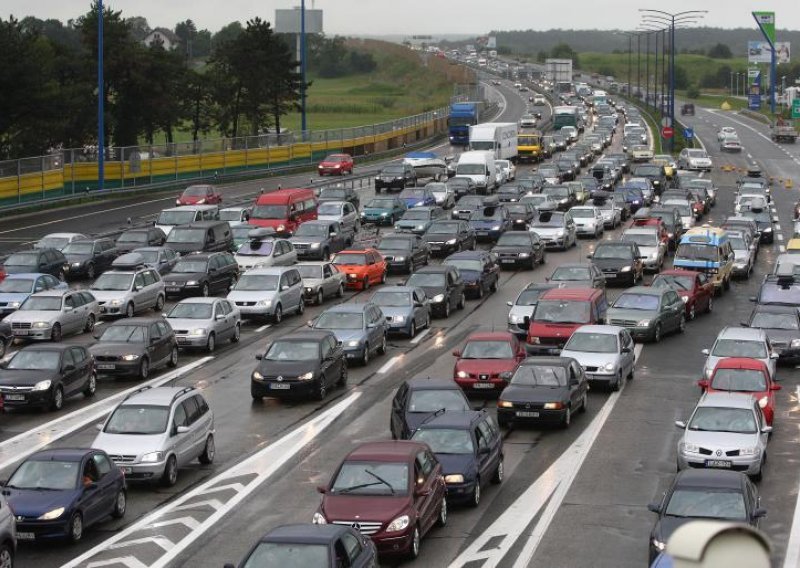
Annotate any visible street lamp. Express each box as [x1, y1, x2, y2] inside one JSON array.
[[300, 0, 307, 134], [97, 0, 104, 191]]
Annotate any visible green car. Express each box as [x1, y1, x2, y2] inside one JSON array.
[[360, 196, 407, 225], [605, 286, 686, 343]]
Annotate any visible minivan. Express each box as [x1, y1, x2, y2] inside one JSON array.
[[227, 266, 304, 323], [154, 205, 220, 236], [250, 188, 317, 235], [526, 288, 609, 354], [673, 227, 734, 294], [165, 221, 233, 254]]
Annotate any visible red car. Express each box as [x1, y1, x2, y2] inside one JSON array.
[[651, 269, 714, 320], [332, 249, 387, 290], [0, 265, 5, 283], [453, 332, 526, 394], [698, 357, 780, 425], [318, 153, 354, 176], [313, 441, 447, 559], [176, 184, 222, 205]]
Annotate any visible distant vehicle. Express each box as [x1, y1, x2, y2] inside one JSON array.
[[317, 153, 354, 176], [771, 120, 798, 143], [176, 184, 222, 206], [33, 233, 88, 251]]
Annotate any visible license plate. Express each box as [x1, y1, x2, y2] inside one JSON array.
[[516, 411, 539, 418], [97, 364, 116, 370], [430, 245, 441, 250], [4, 394, 25, 401], [121, 467, 133, 475], [270, 383, 290, 390], [705, 459, 732, 468], [167, 287, 181, 292], [16, 532, 34, 541], [473, 383, 495, 389], [178, 338, 190, 344], [501, 259, 516, 264], [13, 330, 29, 336]]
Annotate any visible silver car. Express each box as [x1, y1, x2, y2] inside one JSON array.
[[370, 286, 431, 337], [676, 392, 771, 479], [166, 297, 241, 352], [317, 200, 360, 233], [426, 183, 456, 209], [622, 227, 666, 272], [728, 230, 756, 278], [89, 266, 166, 318], [227, 266, 304, 323], [596, 200, 622, 229], [296, 262, 346, 305], [4, 289, 100, 341], [92, 386, 215, 487], [702, 327, 777, 380], [219, 206, 252, 227], [560, 325, 636, 391], [569, 206, 604, 238], [34, 232, 88, 251], [234, 236, 297, 271]]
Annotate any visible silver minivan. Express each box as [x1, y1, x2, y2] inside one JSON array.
[[227, 266, 304, 323], [166, 297, 242, 351], [90, 265, 166, 318], [4, 289, 100, 341]]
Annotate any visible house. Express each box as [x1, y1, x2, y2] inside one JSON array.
[[143, 28, 180, 51]]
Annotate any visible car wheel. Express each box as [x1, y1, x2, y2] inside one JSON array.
[[0, 543, 13, 568], [251, 391, 264, 401], [443, 300, 451, 318], [652, 324, 662, 344], [86, 263, 96, 280], [296, 299, 305, 315], [706, 296, 713, 313], [561, 406, 572, 428], [206, 333, 216, 353], [678, 315, 686, 334], [316, 380, 328, 401], [322, 248, 330, 261], [378, 334, 387, 355], [68, 512, 83, 543], [437, 496, 448, 526], [477, 284, 484, 299], [161, 455, 178, 487], [50, 385, 64, 411], [316, 289, 324, 305], [361, 344, 370, 366], [457, 292, 466, 310], [199, 434, 215, 464], [84, 313, 96, 333], [337, 284, 344, 298], [154, 294, 165, 312], [111, 489, 127, 518], [688, 303, 696, 321], [380, 270, 387, 284], [231, 323, 241, 343], [139, 357, 150, 380], [201, 282, 210, 297], [579, 391, 588, 412], [408, 527, 421, 560], [168, 346, 178, 368], [363, 276, 370, 290], [50, 322, 62, 342], [83, 371, 97, 398], [470, 478, 482, 507], [492, 457, 504, 484], [125, 302, 135, 318], [273, 304, 282, 324], [409, 321, 417, 338], [724, 277, 731, 291], [337, 364, 348, 387]]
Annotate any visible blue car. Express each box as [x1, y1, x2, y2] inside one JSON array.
[[0, 273, 66, 319], [399, 187, 436, 208], [614, 187, 646, 214], [4, 448, 126, 542], [468, 205, 511, 241]]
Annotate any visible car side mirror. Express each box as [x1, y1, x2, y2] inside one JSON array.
[[452, 349, 461, 357], [675, 420, 687, 429], [621, 347, 631, 354], [506, 301, 513, 307], [134, 285, 143, 291], [770, 353, 780, 360], [176, 425, 190, 434], [281, 285, 291, 291], [701, 349, 710, 356], [647, 502, 661, 514], [63, 364, 75, 373], [316, 485, 328, 494], [255, 354, 263, 360], [761, 426, 773, 434], [414, 487, 431, 497]]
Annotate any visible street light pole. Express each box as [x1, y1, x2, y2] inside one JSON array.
[[97, 0, 104, 191], [637, 34, 641, 101], [300, 0, 307, 134], [645, 32, 650, 107]]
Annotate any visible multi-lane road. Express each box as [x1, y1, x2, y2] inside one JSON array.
[[2, 79, 800, 568]]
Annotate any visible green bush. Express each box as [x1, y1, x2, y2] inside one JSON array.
[[686, 85, 701, 99]]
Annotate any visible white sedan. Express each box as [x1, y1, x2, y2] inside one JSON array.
[[717, 126, 737, 141]]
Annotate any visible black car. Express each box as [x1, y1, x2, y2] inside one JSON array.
[[411, 410, 503, 507], [611, 193, 632, 221], [226, 524, 377, 568], [0, 344, 95, 411], [163, 252, 239, 298], [375, 163, 416, 192], [555, 158, 576, 181], [491, 231, 545, 269], [115, 228, 167, 254], [90, 318, 178, 379], [2, 249, 67, 280], [422, 220, 476, 256], [650, 207, 684, 248], [318, 186, 360, 211], [605, 152, 630, 173], [588, 241, 644, 286], [405, 266, 466, 318], [497, 357, 589, 428], [497, 184, 527, 203], [62, 238, 119, 280], [632, 164, 667, 195], [740, 207, 775, 244], [590, 164, 615, 191], [376, 233, 430, 274], [443, 251, 500, 299], [452, 195, 485, 221], [251, 330, 346, 401], [516, 174, 545, 193], [446, 176, 476, 199], [744, 303, 800, 364], [647, 469, 764, 563], [506, 203, 536, 230], [547, 262, 606, 289], [390, 377, 472, 440], [0, 320, 11, 358], [577, 176, 601, 195]]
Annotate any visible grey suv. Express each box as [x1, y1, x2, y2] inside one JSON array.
[[92, 386, 215, 487]]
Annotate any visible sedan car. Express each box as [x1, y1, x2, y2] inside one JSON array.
[[405, 266, 465, 318], [588, 241, 644, 286], [442, 251, 499, 299], [606, 286, 685, 343], [491, 231, 545, 269], [176, 184, 222, 205], [4, 449, 126, 543], [0, 273, 66, 319], [546, 263, 605, 289], [399, 187, 436, 209], [2, 249, 67, 280], [371, 286, 431, 337], [297, 261, 346, 305], [361, 196, 407, 225], [311, 303, 388, 366], [318, 153, 354, 176], [560, 325, 636, 391], [452, 332, 526, 394], [743, 304, 800, 365], [422, 220, 476, 256], [678, 148, 713, 171], [90, 318, 178, 379], [5, 289, 99, 342], [698, 357, 779, 426], [394, 206, 446, 235], [115, 228, 167, 253], [569, 206, 604, 238], [165, 297, 241, 352], [390, 377, 471, 440], [33, 233, 88, 251], [651, 269, 714, 320], [61, 238, 118, 280]]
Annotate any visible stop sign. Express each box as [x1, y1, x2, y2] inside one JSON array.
[[661, 126, 674, 139]]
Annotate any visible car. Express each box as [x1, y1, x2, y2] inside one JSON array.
[[592, 196, 623, 229], [743, 303, 800, 365], [443, 251, 500, 299], [290, 220, 351, 261], [228, 266, 304, 323], [496, 184, 527, 203], [675, 392, 771, 479], [390, 377, 472, 440], [311, 303, 389, 366], [505, 203, 537, 230], [560, 325, 636, 391], [495, 159, 516, 181], [426, 182, 456, 209], [4, 449, 126, 543], [318, 188, 361, 213], [332, 249, 387, 291], [89, 265, 166, 318], [316, 199, 360, 235], [607, 286, 685, 343], [624, 178, 656, 204], [542, 185, 577, 211], [115, 228, 167, 253], [506, 282, 560, 338], [164, 252, 240, 298], [612, 190, 637, 219], [232, 225, 255, 250], [650, 207, 684, 249], [491, 231, 545, 269], [0, 344, 96, 411], [647, 470, 765, 563], [227, 524, 377, 568], [468, 204, 512, 242], [530, 210, 577, 250], [5, 289, 99, 342], [651, 269, 714, 321], [698, 357, 779, 426], [680, 103, 695, 115], [588, 241, 644, 286], [394, 206, 446, 235], [297, 261, 346, 305], [422, 220, 476, 256], [399, 187, 436, 209], [631, 145, 654, 162], [569, 206, 605, 238], [496, 356, 589, 428], [375, 163, 417, 191], [33, 232, 88, 251], [0, 320, 10, 358], [632, 164, 667, 194], [446, 176, 477, 199], [728, 230, 757, 278], [312, 441, 447, 560], [451, 195, 485, 221], [452, 331, 526, 394], [218, 206, 252, 227], [622, 227, 666, 272], [90, 317, 178, 379], [678, 148, 713, 171], [2, 249, 67, 280], [251, 330, 347, 401], [176, 184, 222, 205], [411, 410, 503, 507], [0, 273, 66, 319], [371, 286, 431, 338], [717, 126, 737, 141], [233, 231, 298, 271], [361, 196, 407, 225], [123, 247, 180, 275], [377, 233, 430, 274], [318, 153, 354, 176], [546, 262, 605, 289], [662, 201, 695, 232], [740, 204, 775, 244], [93, 386, 214, 486], [532, 94, 546, 105], [722, 217, 760, 249], [702, 326, 778, 381], [720, 134, 743, 152], [165, 297, 241, 352], [520, 194, 556, 211], [404, 266, 465, 318]]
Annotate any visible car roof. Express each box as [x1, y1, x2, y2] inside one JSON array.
[[31, 288, 71, 297], [259, 523, 351, 543], [518, 357, 572, 368], [376, 286, 416, 294], [416, 410, 485, 430], [28, 448, 92, 462], [712, 357, 769, 372], [674, 469, 747, 490], [174, 297, 221, 305], [245, 266, 297, 275], [323, 303, 372, 314], [619, 286, 663, 296], [540, 287, 602, 301], [659, 269, 700, 277], [346, 440, 428, 462], [338, 249, 377, 255], [573, 324, 624, 335], [405, 377, 464, 391], [465, 331, 514, 342], [716, 326, 767, 341], [447, 251, 489, 260], [752, 303, 798, 315], [697, 392, 756, 409], [18, 343, 71, 353], [3, 273, 49, 279], [122, 386, 197, 406], [415, 266, 451, 274]]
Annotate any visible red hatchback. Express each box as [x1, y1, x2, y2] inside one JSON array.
[[318, 153, 354, 176], [176, 184, 222, 205], [314, 441, 447, 559], [698, 357, 780, 425], [452, 332, 526, 394], [651, 269, 714, 320]]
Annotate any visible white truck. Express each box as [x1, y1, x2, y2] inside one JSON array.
[[455, 151, 497, 194], [469, 122, 518, 162], [546, 58, 573, 84]]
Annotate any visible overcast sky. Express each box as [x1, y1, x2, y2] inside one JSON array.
[[4, 1, 798, 35]]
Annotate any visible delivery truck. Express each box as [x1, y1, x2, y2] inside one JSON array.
[[469, 122, 518, 162]]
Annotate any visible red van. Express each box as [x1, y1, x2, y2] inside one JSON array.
[[250, 188, 317, 235], [526, 288, 608, 354]]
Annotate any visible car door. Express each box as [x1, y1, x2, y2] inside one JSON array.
[[414, 452, 438, 533], [390, 384, 408, 439], [207, 255, 224, 293], [664, 291, 682, 330], [180, 396, 206, 460], [475, 419, 497, 484], [212, 300, 232, 340], [66, 347, 88, 394], [78, 454, 109, 525], [61, 293, 82, 334], [90, 452, 120, 513], [149, 322, 169, 366], [567, 362, 583, 409], [413, 289, 428, 327], [170, 401, 194, 466]]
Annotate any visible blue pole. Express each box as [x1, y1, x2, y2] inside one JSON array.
[[97, 0, 105, 191], [669, 17, 675, 153], [300, 0, 307, 134], [771, 49, 776, 114]]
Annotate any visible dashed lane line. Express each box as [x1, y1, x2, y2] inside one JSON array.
[[377, 355, 401, 374], [410, 328, 431, 345]]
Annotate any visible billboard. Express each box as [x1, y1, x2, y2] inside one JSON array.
[[274, 9, 323, 34], [487, 36, 497, 49], [752, 11, 776, 45], [748, 41, 790, 64]]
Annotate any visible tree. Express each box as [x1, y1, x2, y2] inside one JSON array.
[[707, 43, 732, 59], [550, 42, 579, 67], [126, 16, 150, 41], [181, 69, 215, 142], [673, 65, 689, 90], [174, 19, 197, 59], [536, 50, 547, 63], [211, 21, 243, 53]]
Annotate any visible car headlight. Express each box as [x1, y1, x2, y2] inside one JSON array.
[[197, 199, 206, 204], [492, 225, 501, 230], [252, 371, 264, 380], [636, 319, 650, 327], [394, 224, 401, 230], [38, 507, 65, 520], [603, 363, 615, 372], [456, 371, 469, 378], [446, 239, 457, 245], [72, 262, 82, 267], [121, 354, 140, 361], [519, 253, 530, 258], [256, 299, 272, 307], [8, 301, 20, 309], [386, 515, 410, 533], [432, 294, 445, 303], [543, 402, 564, 410], [763, 227, 773, 233], [277, 224, 286, 232], [499, 371, 513, 380], [374, 176, 380, 181], [556, 230, 566, 237], [298, 371, 314, 381], [620, 266, 632, 272], [509, 314, 521, 323], [681, 296, 688, 303], [680, 442, 699, 454], [416, 225, 425, 231], [347, 340, 360, 347], [140, 451, 165, 463], [305, 287, 313, 294], [652, 538, 666, 552], [109, 299, 122, 306], [189, 329, 206, 336], [185, 280, 199, 286], [32, 322, 50, 329], [740, 446, 759, 455], [312, 512, 327, 525], [791, 339, 800, 349], [395, 315, 406, 323], [444, 474, 465, 484], [32, 380, 52, 392], [498, 400, 513, 408], [395, 256, 406, 262], [758, 396, 768, 409], [415, 201, 425, 207], [380, 212, 389, 217], [310, 243, 321, 249]]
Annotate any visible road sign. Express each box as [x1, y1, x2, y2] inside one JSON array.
[[661, 126, 674, 139], [661, 116, 673, 128], [793, 99, 800, 119], [684, 128, 694, 139], [749, 94, 762, 110]]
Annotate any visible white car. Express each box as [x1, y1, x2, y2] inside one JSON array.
[[720, 134, 743, 152], [717, 126, 737, 141], [219, 206, 252, 227], [33, 233, 88, 251], [701, 326, 777, 380], [569, 206, 605, 238], [317, 200, 360, 234], [678, 148, 713, 171], [495, 159, 516, 181], [622, 227, 666, 271]]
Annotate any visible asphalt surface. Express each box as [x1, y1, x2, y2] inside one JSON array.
[[3, 83, 800, 568]]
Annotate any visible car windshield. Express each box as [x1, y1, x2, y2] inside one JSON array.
[[234, 274, 279, 291], [511, 365, 567, 387], [750, 312, 799, 330], [594, 245, 631, 259], [252, 205, 288, 219], [167, 229, 206, 244], [296, 265, 323, 279], [172, 260, 209, 273], [317, 202, 343, 216], [8, 460, 79, 491], [516, 288, 548, 306], [742, 210, 771, 223], [119, 232, 149, 243], [427, 223, 459, 235], [372, 291, 411, 307], [6, 350, 61, 370], [407, 389, 469, 412], [729, 236, 747, 250], [91, 273, 133, 291], [183, 186, 210, 196], [62, 243, 94, 255], [382, 166, 404, 175], [565, 332, 618, 353], [237, 241, 274, 256], [36, 237, 70, 249], [19, 296, 61, 311], [0, 278, 34, 293], [264, 341, 319, 361], [331, 462, 408, 496], [367, 199, 397, 209], [652, 275, 694, 291], [242, 543, 328, 568], [5, 254, 39, 268], [157, 210, 196, 225], [665, 489, 746, 520], [506, 205, 529, 214], [461, 340, 514, 359], [688, 407, 757, 434], [406, 273, 445, 287], [333, 253, 366, 266], [711, 369, 768, 392], [570, 209, 595, 218], [167, 302, 213, 319], [613, 293, 659, 311], [444, 259, 482, 272], [676, 244, 718, 262], [497, 234, 532, 247], [458, 164, 488, 175], [712, 339, 767, 358], [315, 312, 363, 330], [412, 429, 475, 455], [534, 300, 590, 324], [688, 150, 708, 158], [104, 405, 170, 435], [400, 189, 426, 199], [634, 166, 660, 176], [294, 224, 329, 237], [550, 266, 590, 281], [539, 167, 558, 177], [99, 325, 146, 343], [523, 196, 549, 206]]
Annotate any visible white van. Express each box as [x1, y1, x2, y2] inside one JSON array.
[[455, 151, 497, 194], [154, 205, 220, 236]]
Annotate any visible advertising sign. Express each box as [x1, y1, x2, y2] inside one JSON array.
[[748, 41, 791, 64], [752, 11, 776, 45]]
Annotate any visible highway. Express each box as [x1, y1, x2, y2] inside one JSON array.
[[2, 75, 800, 568]]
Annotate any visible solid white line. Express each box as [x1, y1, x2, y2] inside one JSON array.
[[0, 357, 213, 472], [255, 324, 271, 332], [780, 245, 787, 253], [778, 234, 785, 242], [62, 392, 361, 568], [410, 328, 431, 345], [377, 355, 400, 374], [94, 320, 104, 326]]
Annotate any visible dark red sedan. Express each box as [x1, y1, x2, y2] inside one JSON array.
[[651, 269, 714, 320], [318, 153, 354, 176], [452, 331, 526, 394], [176, 184, 222, 205], [698, 357, 779, 425]]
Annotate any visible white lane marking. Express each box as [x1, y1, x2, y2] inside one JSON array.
[[0, 357, 213, 472], [377, 355, 401, 374], [94, 320, 104, 326], [255, 324, 271, 332], [778, 234, 785, 242], [747, 153, 753, 159], [410, 328, 431, 345], [776, 224, 782, 231], [781, 245, 787, 253], [62, 392, 361, 568]]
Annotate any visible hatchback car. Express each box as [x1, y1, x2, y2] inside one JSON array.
[[426, 182, 456, 209], [227, 266, 304, 323], [297, 261, 346, 305], [165, 252, 239, 298], [89, 266, 166, 318], [505, 203, 537, 230], [93, 386, 214, 486], [218, 206, 252, 227], [166, 297, 241, 352], [744, 304, 800, 365], [698, 357, 779, 426], [317, 200, 360, 234], [560, 325, 636, 391], [451, 195, 485, 221], [361, 196, 407, 225], [452, 332, 526, 394], [233, 232, 297, 271], [289, 220, 352, 261], [332, 249, 387, 291], [377, 233, 430, 274], [701, 327, 777, 381], [5, 289, 99, 342], [318, 153, 354, 176], [371, 286, 431, 338], [529, 210, 577, 250], [394, 207, 446, 235], [0, 273, 66, 319], [311, 303, 388, 366], [547, 263, 605, 289], [176, 184, 222, 205], [607, 286, 685, 343], [588, 241, 644, 286], [622, 227, 666, 272], [375, 163, 416, 191], [569, 206, 604, 238], [115, 228, 167, 254], [405, 266, 465, 318], [90, 318, 178, 379], [422, 220, 475, 256], [651, 269, 714, 321], [399, 187, 436, 209], [443, 251, 499, 299], [468, 205, 511, 242], [60, 238, 118, 280], [390, 377, 472, 440]]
